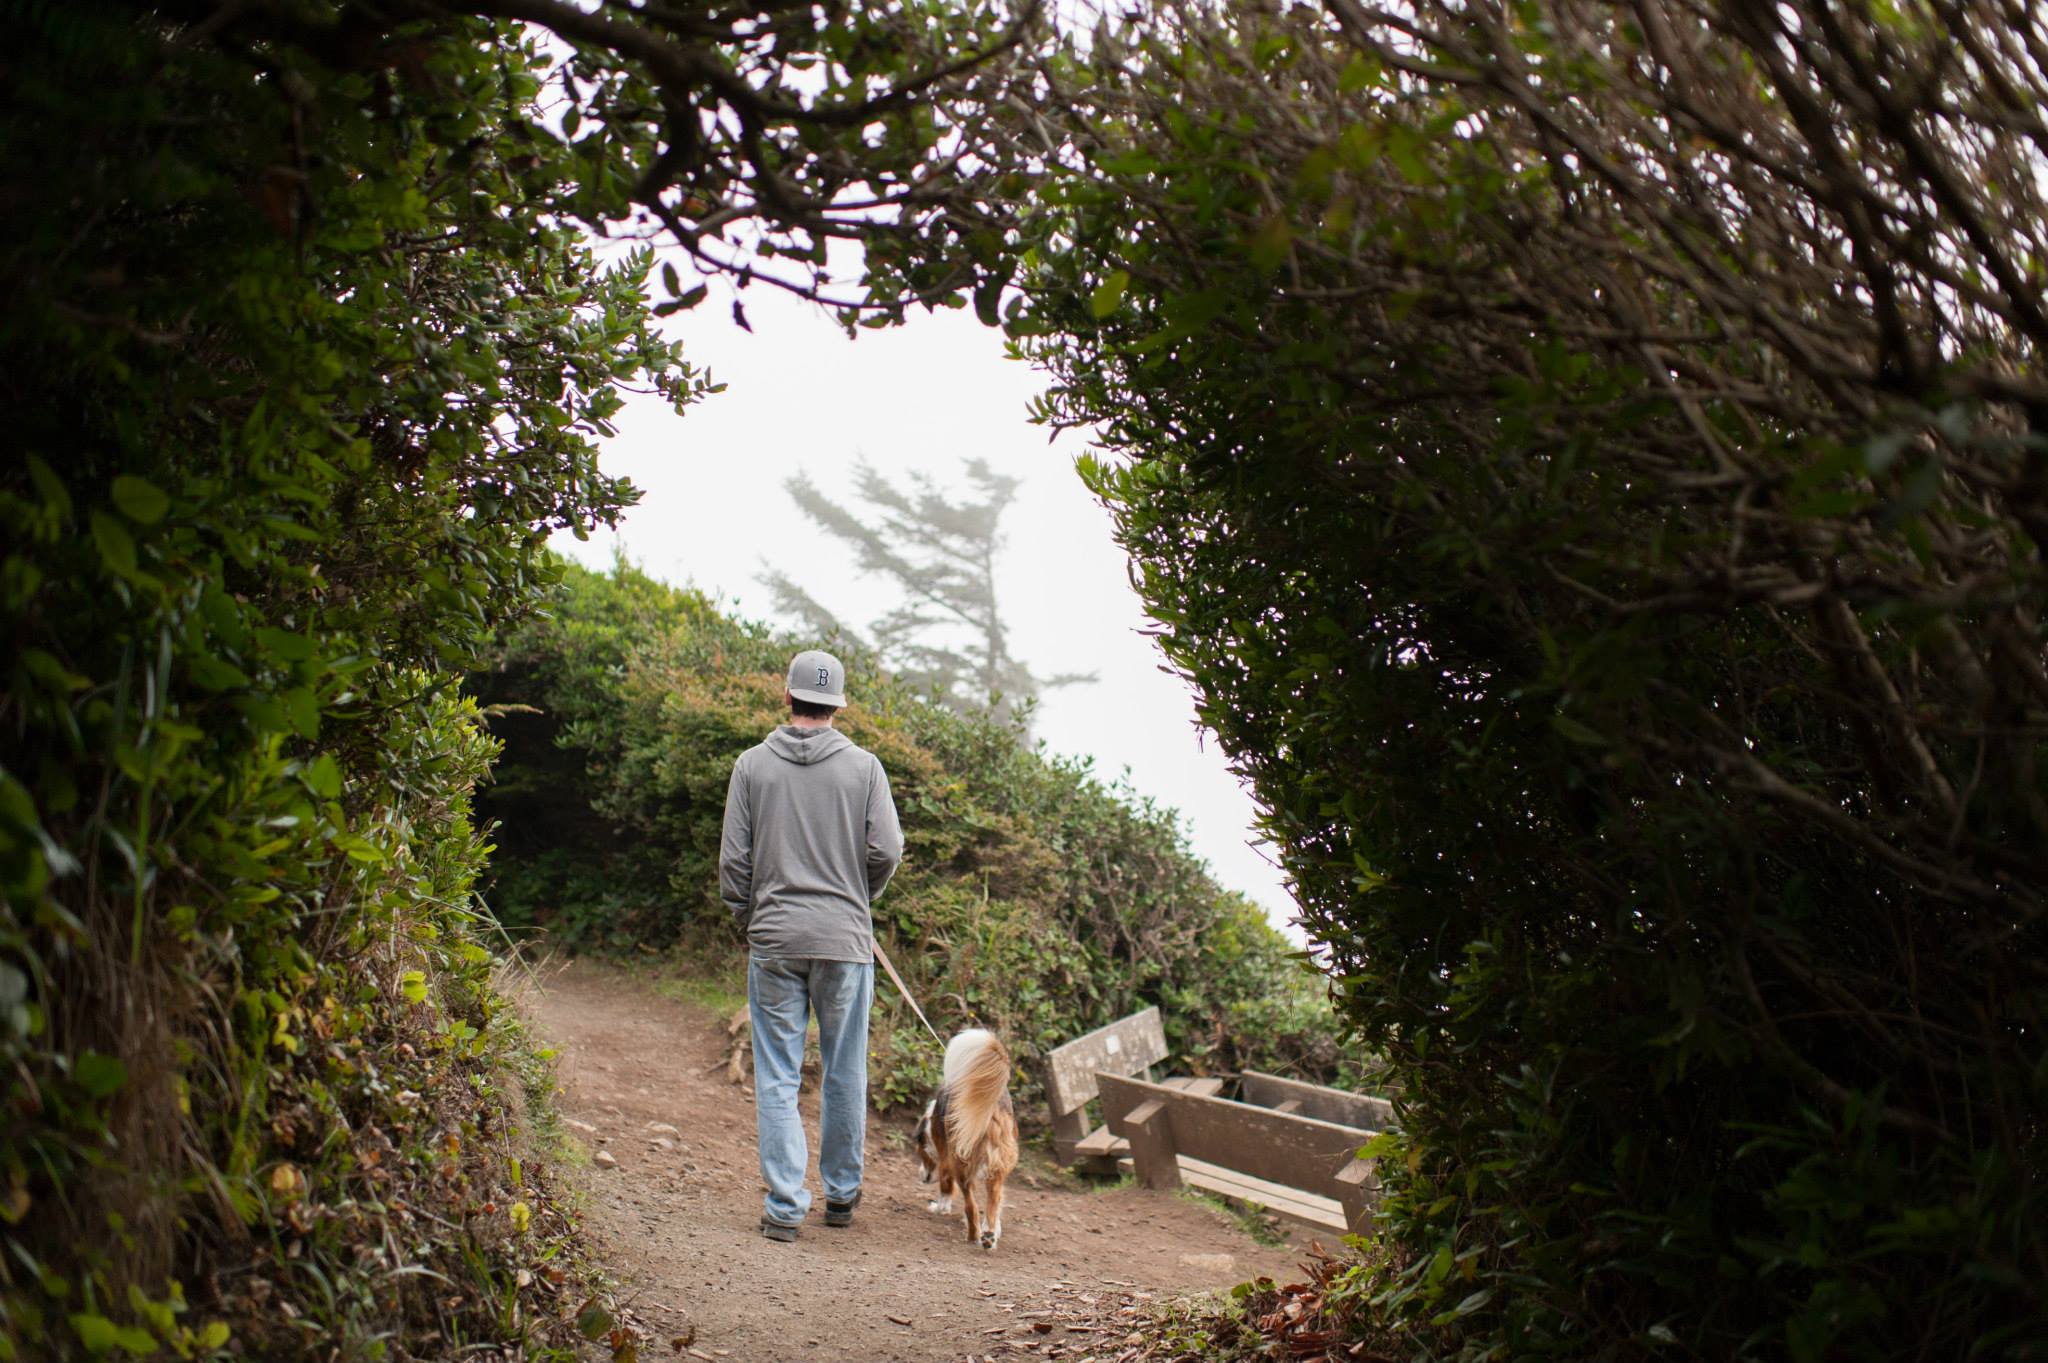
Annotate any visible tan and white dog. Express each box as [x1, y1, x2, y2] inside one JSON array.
[[912, 1028, 1018, 1250]]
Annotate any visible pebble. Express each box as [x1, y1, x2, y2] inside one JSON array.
[[594, 1150, 619, 1169]]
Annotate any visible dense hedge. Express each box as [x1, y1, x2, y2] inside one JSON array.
[[1, 0, 1070, 1352], [1013, 3, 2048, 1359], [0, 11, 697, 1359], [473, 559, 1350, 1110]]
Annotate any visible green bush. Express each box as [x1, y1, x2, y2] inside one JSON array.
[[474, 559, 1352, 1111], [0, 11, 692, 1358], [1011, 2, 2048, 1359]]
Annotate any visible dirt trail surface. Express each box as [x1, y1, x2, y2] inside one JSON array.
[[517, 960, 1317, 1363]]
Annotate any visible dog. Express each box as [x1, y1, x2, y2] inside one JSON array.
[[912, 1028, 1018, 1250]]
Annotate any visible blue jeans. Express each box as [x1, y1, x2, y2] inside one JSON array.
[[748, 955, 873, 1226]]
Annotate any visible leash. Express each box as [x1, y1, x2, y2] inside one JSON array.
[[872, 938, 943, 1046]]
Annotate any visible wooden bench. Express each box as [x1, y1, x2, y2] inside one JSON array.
[[1098, 1072, 1381, 1234], [1044, 1007, 1169, 1167]]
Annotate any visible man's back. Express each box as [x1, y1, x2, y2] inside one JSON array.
[[720, 724, 903, 962]]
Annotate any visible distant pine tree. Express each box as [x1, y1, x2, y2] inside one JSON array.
[[760, 459, 1092, 731]]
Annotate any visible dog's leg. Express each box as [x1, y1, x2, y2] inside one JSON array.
[[960, 1177, 980, 1245], [914, 1101, 936, 1184], [928, 1165, 955, 1215], [981, 1169, 1006, 1250]]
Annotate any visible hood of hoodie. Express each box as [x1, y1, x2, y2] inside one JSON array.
[[763, 724, 854, 766]]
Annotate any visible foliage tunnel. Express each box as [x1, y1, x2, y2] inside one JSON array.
[[8, 0, 2044, 1359]]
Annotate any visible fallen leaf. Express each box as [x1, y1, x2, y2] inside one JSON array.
[[575, 1300, 613, 1341]]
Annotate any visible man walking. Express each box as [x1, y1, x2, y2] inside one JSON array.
[[719, 649, 904, 1241]]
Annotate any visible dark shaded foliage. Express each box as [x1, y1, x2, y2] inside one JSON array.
[[1011, 2, 2048, 1358]]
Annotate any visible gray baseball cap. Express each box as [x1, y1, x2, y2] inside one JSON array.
[[786, 649, 847, 707]]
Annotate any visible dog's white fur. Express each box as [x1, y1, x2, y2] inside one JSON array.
[[943, 1027, 996, 1086]]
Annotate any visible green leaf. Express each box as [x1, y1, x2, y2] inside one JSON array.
[[1247, 215, 1292, 271], [113, 1325, 156, 1355], [1089, 269, 1130, 318], [1362, 1129, 1402, 1159], [400, 971, 428, 1004], [185, 653, 250, 692], [254, 628, 315, 662], [1450, 1288, 1492, 1317], [1552, 714, 1607, 746], [1339, 123, 1382, 171], [110, 476, 170, 525], [302, 755, 343, 800], [652, 283, 707, 317], [70, 1313, 119, 1353], [88, 511, 137, 577], [1339, 53, 1380, 93], [74, 1051, 128, 1098], [282, 687, 321, 740], [26, 455, 74, 521], [19, 648, 89, 692], [1385, 124, 1432, 184], [1864, 429, 1913, 474], [974, 272, 1008, 327]]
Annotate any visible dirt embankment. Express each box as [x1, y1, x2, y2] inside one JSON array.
[[517, 960, 1319, 1363]]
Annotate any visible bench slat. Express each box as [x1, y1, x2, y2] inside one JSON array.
[[1073, 1127, 1129, 1159], [1178, 1157, 1348, 1231], [1238, 1071, 1394, 1131]]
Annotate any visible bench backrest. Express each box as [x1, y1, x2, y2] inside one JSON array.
[[1239, 1070, 1395, 1131], [1044, 1006, 1167, 1118], [1098, 1072, 1371, 1202]]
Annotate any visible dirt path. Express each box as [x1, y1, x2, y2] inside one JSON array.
[[517, 960, 1317, 1363]]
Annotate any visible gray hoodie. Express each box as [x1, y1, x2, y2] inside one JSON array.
[[718, 724, 904, 962]]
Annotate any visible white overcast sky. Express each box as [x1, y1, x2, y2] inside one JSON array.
[[549, 280, 1304, 939]]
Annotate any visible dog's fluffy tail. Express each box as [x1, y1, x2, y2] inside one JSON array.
[[944, 1029, 1010, 1161]]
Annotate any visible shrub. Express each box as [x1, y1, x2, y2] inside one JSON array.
[[474, 559, 1353, 1111], [0, 12, 690, 1357], [1012, 1, 2048, 1357]]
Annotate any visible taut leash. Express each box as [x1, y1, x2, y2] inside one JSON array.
[[872, 938, 943, 1046]]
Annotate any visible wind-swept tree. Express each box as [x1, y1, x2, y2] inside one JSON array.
[[762, 459, 1093, 727]]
